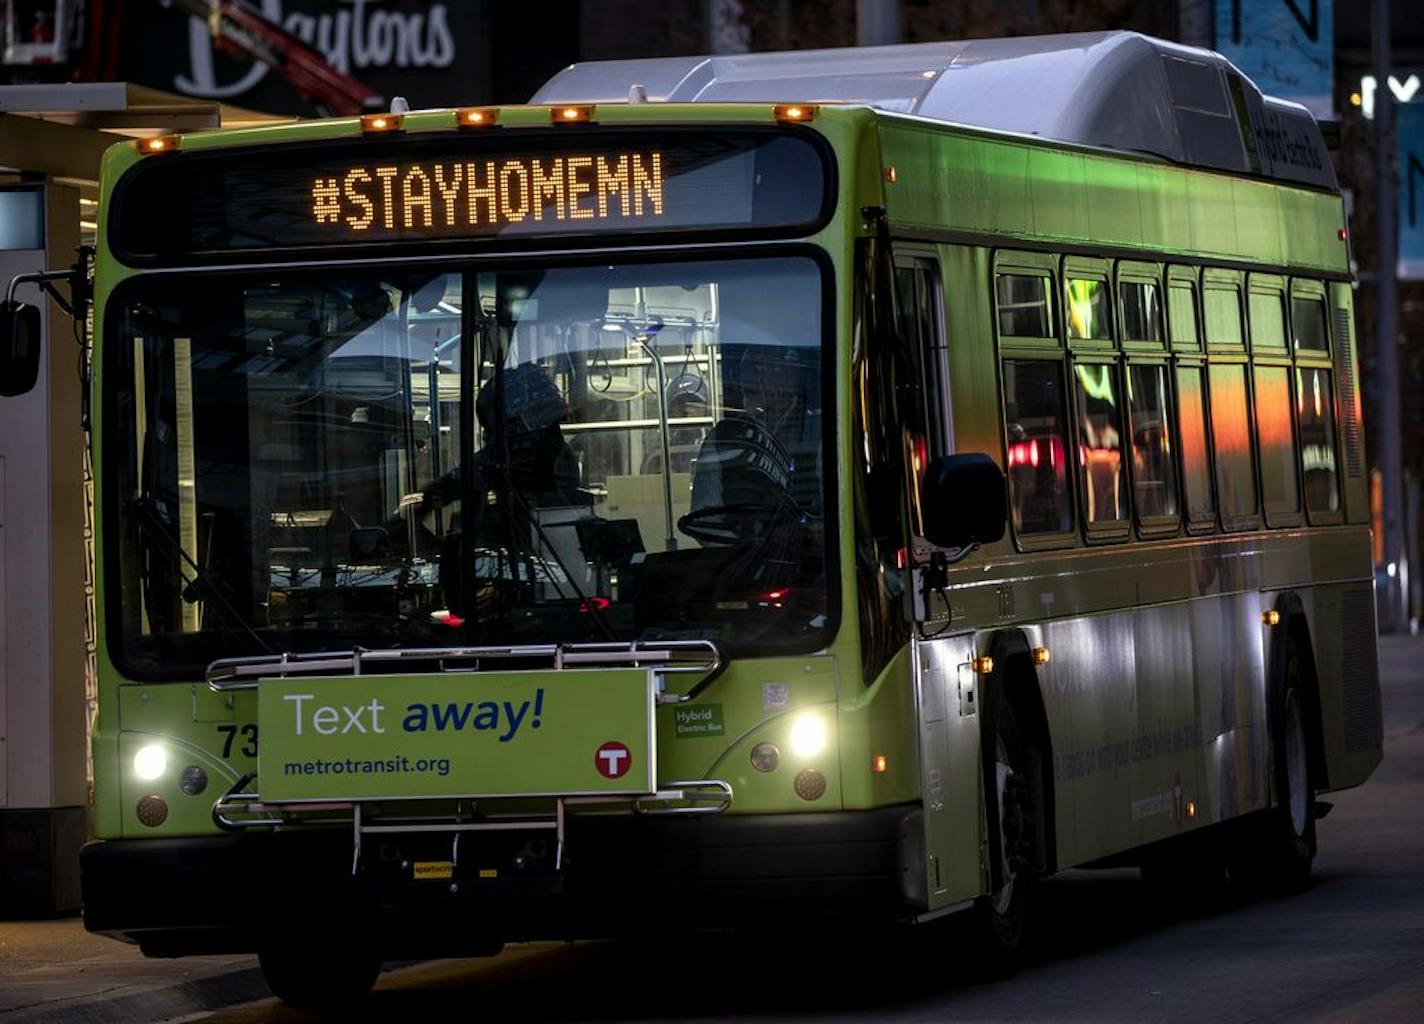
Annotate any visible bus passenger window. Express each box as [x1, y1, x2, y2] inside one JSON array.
[[1065, 278, 1112, 340], [1126, 364, 1179, 520], [1249, 290, 1287, 350], [1296, 367, 1340, 514], [1204, 287, 1243, 347], [1120, 281, 1164, 343], [1208, 363, 1258, 527], [1175, 366, 1215, 526], [1254, 365, 1300, 524], [1072, 363, 1128, 527], [1292, 295, 1329, 353], [996, 274, 1054, 337], [1168, 284, 1199, 346], [1002, 360, 1073, 536]]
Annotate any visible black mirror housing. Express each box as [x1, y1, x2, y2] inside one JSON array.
[[0, 301, 42, 398], [920, 453, 1008, 550]]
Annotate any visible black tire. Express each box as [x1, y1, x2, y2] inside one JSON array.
[[1269, 655, 1318, 889], [259, 938, 381, 1014], [969, 695, 1035, 960], [1232, 652, 1317, 894]]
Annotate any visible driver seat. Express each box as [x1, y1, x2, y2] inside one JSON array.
[[681, 414, 797, 545]]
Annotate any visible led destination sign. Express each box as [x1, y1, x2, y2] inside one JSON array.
[[113, 131, 828, 262], [310, 151, 668, 234]]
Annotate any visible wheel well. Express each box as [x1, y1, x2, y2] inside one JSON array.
[[984, 630, 1057, 876], [1273, 594, 1330, 791]]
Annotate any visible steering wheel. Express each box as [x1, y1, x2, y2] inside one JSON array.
[[677, 501, 800, 546]]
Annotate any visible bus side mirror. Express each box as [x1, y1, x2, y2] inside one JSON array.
[[920, 453, 1007, 550], [0, 301, 42, 398]]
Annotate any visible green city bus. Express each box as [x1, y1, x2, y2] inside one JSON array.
[[0, 31, 1383, 1008]]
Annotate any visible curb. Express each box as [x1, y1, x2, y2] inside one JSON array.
[[3, 967, 271, 1024]]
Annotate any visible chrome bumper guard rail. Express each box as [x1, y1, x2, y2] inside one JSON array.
[[213, 776, 735, 873], [206, 639, 722, 692]]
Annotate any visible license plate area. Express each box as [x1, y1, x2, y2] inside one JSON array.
[[359, 828, 562, 885]]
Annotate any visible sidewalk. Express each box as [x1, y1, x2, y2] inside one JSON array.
[[0, 918, 266, 1024]]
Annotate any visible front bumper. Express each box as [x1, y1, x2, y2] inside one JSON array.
[[82, 804, 924, 956]]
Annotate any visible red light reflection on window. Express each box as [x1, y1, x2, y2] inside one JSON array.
[[1007, 439, 1041, 468]]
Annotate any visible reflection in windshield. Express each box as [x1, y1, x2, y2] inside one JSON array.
[[110, 257, 828, 675]]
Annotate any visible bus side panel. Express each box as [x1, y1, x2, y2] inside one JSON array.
[[1011, 577, 1272, 869], [912, 633, 985, 908], [1130, 602, 1207, 849], [1191, 589, 1270, 829], [1301, 580, 1383, 792], [1041, 614, 1136, 867]]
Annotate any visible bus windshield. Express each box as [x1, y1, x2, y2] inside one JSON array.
[[107, 255, 830, 677]]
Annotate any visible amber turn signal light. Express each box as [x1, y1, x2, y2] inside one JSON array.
[[551, 105, 594, 124], [774, 104, 817, 123], [135, 134, 181, 155], [361, 113, 404, 134], [457, 107, 499, 128]]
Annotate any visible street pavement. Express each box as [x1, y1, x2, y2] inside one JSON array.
[[0, 919, 262, 1023], [6, 635, 1421, 1023]]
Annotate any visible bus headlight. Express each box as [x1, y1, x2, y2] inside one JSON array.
[[133, 744, 167, 781], [789, 713, 828, 759]]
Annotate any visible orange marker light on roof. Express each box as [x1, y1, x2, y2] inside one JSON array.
[[136, 134, 180, 155], [457, 107, 499, 128], [361, 113, 404, 134], [774, 104, 818, 123], [552, 105, 594, 124]]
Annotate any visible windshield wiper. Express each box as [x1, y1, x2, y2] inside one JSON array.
[[126, 494, 274, 655]]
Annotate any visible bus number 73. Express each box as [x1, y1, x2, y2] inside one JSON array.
[[217, 724, 258, 759]]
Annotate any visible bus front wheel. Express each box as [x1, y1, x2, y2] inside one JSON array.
[[969, 695, 1035, 960], [258, 937, 381, 1012]]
